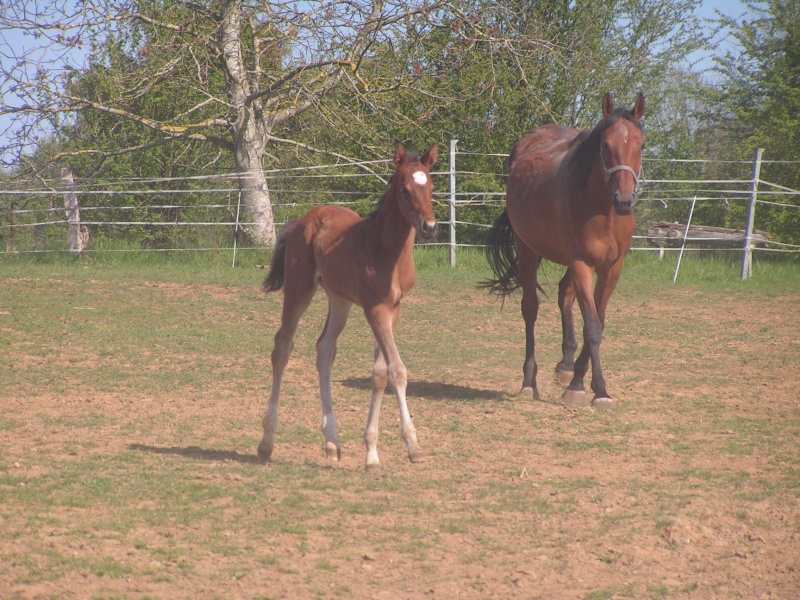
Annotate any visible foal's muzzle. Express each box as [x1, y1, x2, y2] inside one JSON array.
[[419, 219, 438, 239]]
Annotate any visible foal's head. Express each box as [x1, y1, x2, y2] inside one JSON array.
[[391, 143, 439, 240], [599, 93, 646, 216]]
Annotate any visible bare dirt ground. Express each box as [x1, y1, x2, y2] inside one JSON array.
[[1, 270, 799, 599]]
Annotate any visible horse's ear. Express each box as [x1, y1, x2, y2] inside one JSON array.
[[421, 143, 438, 168], [393, 143, 407, 167], [602, 93, 614, 119], [632, 94, 646, 121]]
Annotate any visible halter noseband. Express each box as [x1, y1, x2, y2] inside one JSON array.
[[599, 146, 643, 195]]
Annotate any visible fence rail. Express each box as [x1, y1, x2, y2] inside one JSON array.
[[2, 144, 799, 278]]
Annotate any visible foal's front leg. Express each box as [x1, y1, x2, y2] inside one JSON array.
[[364, 305, 424, 470], [363, 338, 387, 472], [316, 295, 352, 460]]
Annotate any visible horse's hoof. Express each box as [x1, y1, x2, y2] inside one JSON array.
[[519, 386, 540, 401], [555, 368, 574, 387], [257, 443, 273, 465], [365, 462, 381, 473], [562, 389, 587, 406], [591, 397, 613, 410], [325, 443, 341, 461], [408, 449, 426, 464]]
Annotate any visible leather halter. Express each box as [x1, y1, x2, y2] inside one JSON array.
[[600, 146, 642, 195]]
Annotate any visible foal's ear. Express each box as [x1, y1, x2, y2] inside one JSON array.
[[632, 94, 646, 121], [393, 143, 407, 167], [421, 143, 438, 168], [602, 93, 614, 119]]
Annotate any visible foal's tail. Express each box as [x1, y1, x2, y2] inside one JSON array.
[[481, 209, 520, 298], [263, 221, 297, 292]]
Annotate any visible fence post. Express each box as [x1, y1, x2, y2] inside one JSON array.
[[232, 190, 242, 268], [61, 167, 87, 255], [740, 148, 764, 280], [673, 192, 697, 283], [449, 139, 458, 267]]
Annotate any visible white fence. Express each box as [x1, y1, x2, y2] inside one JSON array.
[[2, 143, 799, 278]]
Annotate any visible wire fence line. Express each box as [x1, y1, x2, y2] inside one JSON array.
[[2, 145, 799, 270]]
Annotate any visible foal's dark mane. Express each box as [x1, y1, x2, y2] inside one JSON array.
[[567, 108, 643, 185], [365, 150, 422, 220]]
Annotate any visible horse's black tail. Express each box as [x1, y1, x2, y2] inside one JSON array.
[[263, 221, 296, 292], [481, 209, 520, 298]]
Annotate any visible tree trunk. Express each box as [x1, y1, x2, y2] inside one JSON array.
[[220, 0, 276, 246], [234, 131, 276, 246]]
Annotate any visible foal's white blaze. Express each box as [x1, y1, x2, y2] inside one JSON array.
[[412, 171, 428, 186]]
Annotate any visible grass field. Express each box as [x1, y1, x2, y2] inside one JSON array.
[[1, 249, 799, 599]]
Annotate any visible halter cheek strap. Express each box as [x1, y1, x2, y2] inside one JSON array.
[[600, 148, 643, 195]]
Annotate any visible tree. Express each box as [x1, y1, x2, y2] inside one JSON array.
[[710, 0, 800, 245], [0, 0, 449, 245]]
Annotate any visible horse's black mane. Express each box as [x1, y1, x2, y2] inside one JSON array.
[[568, 108, 642, 184]]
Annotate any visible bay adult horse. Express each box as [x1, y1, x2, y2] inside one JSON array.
[[258, 143, 438, 471], [485, 93, 645, 409]]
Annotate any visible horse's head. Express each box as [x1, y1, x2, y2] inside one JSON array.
[[600, 93, 646, 216], [393, 143, 439, 239]]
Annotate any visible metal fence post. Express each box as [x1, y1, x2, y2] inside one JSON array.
[[449, 139, 458, 267], [740, 148, 764, 280]]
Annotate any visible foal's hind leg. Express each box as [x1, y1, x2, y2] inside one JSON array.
[[258, 276, 316, 463], [518, 243, 541, 400], [555, 270, 578, 387], [316, 294, 352, 460]]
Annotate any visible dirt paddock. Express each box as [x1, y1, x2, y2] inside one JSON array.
[[1, 266, 798, 599]]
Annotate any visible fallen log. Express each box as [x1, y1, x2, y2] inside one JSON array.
[[646, 221, 770, 248]]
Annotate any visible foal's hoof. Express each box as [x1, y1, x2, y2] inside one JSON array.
[[256, 442, 273, 465], [365, 462, 381, 473], [408, 449, 426, 464], [519, 386, 541, 401], [555, 368, 574, 387], [591, 397, 614, 410], [325, 443, 341, 461], [562, 389, 587, 406]]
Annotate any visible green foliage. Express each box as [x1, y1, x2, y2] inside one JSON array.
[[709, 0, 800, 245]]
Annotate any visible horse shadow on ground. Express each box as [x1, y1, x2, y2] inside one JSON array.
[[340, 377, 502, 402], [127, 381, 504, 466], [128, 443, 261, 465]]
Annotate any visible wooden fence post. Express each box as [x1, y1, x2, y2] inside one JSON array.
[[740, 148, 763, 280], [61, 167, 87, 255]]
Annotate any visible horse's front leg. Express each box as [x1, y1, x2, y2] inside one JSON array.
[[555, 269, 578, 387], [585, 262, 625, 409], [316, 294, 352, 460], [562, 262, 605, 407], [365, 304, 424, 469]]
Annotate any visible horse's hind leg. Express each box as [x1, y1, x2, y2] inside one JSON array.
[[258, 261, 317, 463], [518, 242, 541, 400], [555, 269, 578, 387], [316, 294, 351, 460]]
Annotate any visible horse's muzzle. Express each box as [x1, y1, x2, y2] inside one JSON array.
[[419, 219, 438, 239], [612, 193, 636, 216]]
